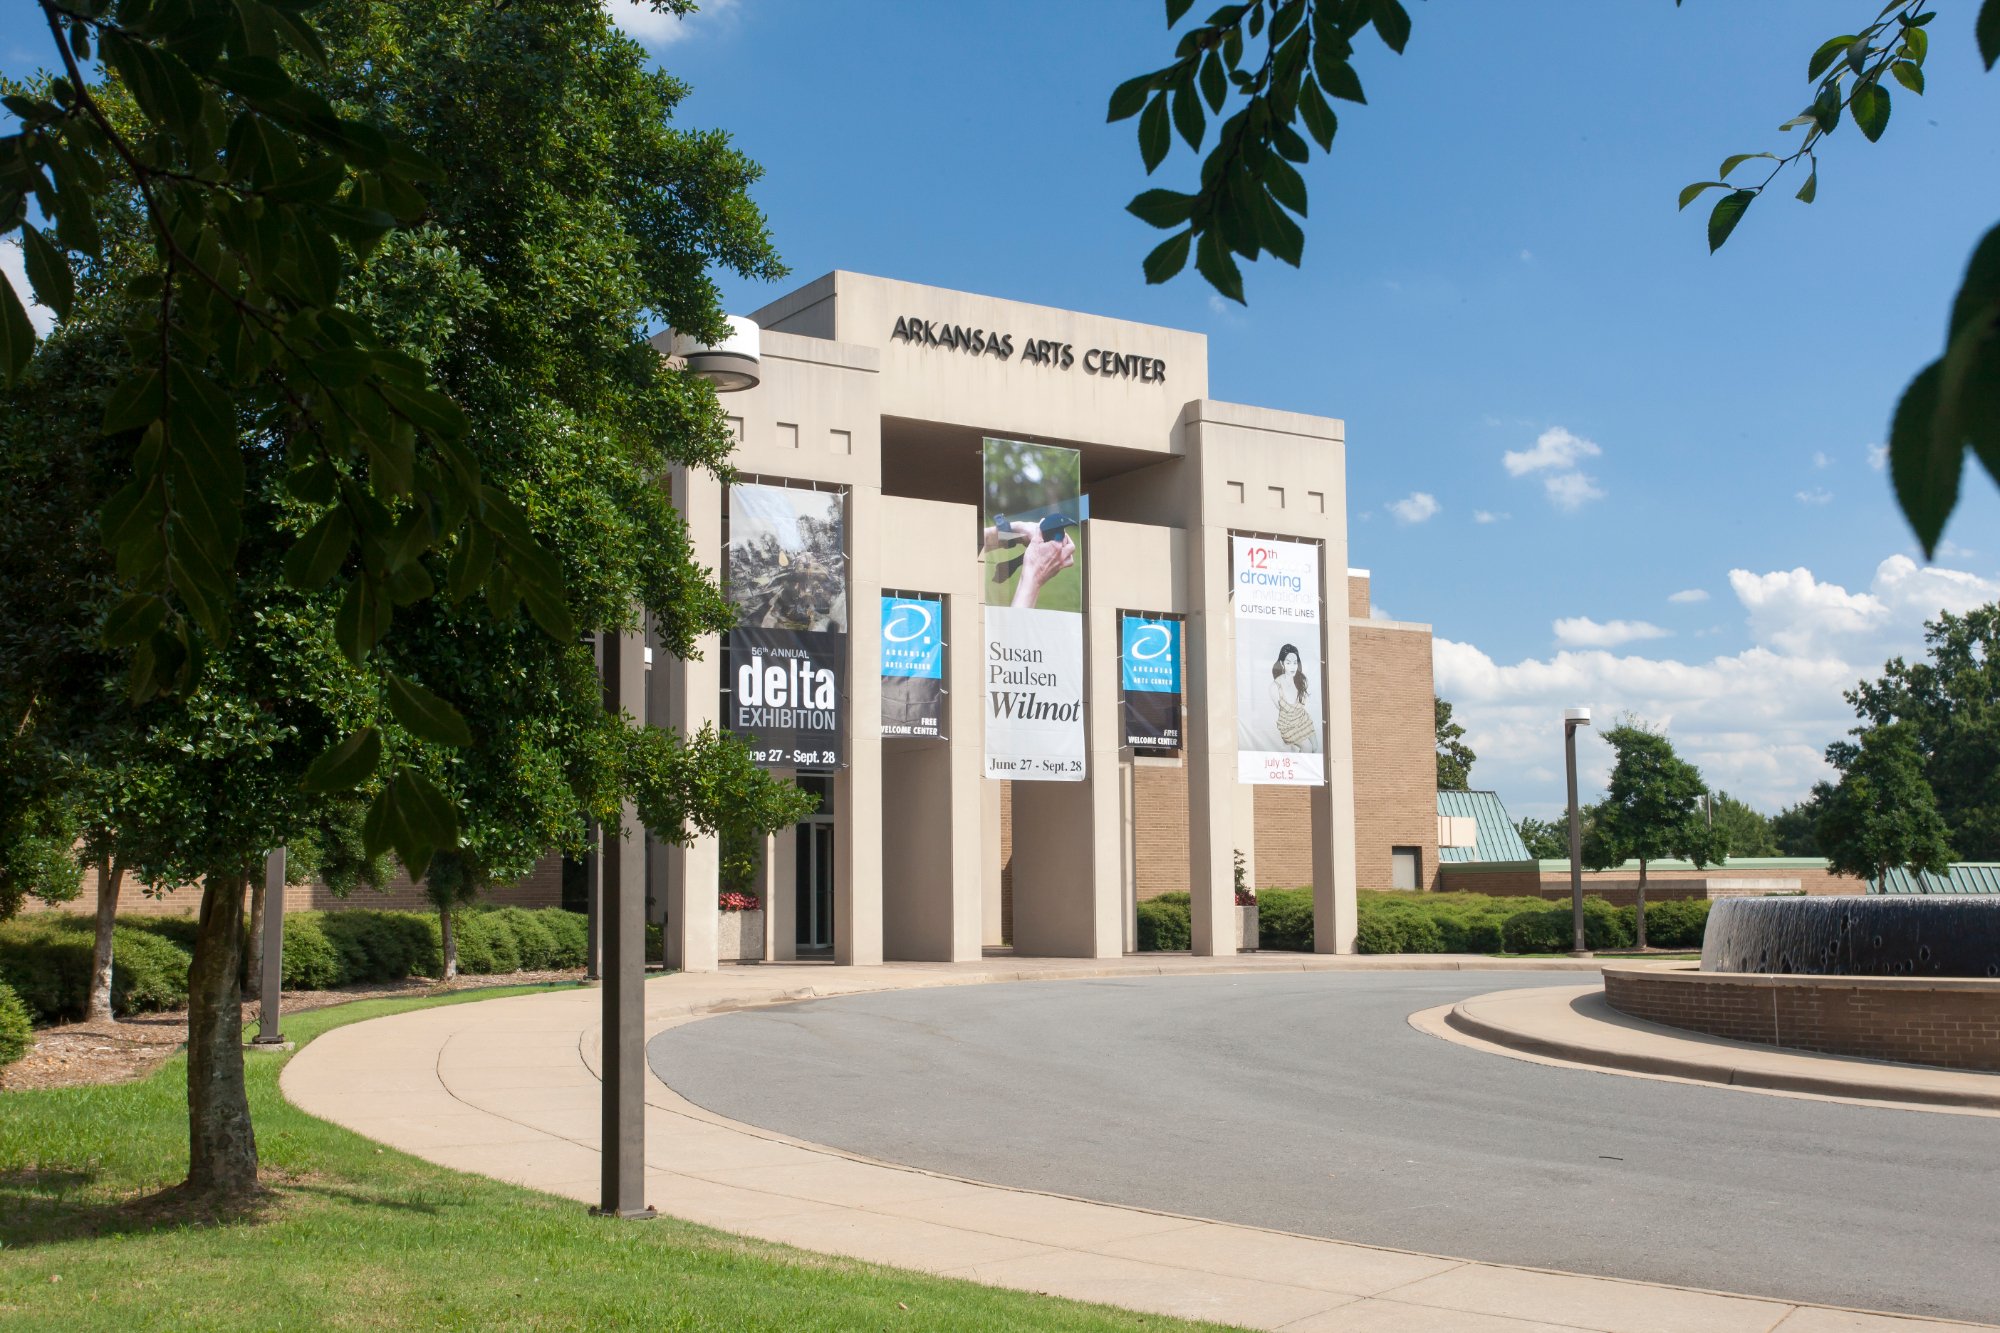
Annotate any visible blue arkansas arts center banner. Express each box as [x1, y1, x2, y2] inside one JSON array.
[[1120, 614, 1181, 752], [880, 595, 945, 739]]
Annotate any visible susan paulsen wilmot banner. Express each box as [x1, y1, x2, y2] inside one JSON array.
[[1232, 536, 1323, 785], [725, 483, 847, 771], [982, 438, 1085, 781]]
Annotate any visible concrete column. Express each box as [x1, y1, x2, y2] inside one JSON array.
[[1314, 552, 1360, 952], [644, 620, 670, 954], [837, 484, 884, 966], [664, 465, 721, 973], [252, 848, 285, 1044], [1083, 596, 1125, 958], [980, 780, 1004, 947], [770, 808, 798, 961], [1186, 522, 1237, 956]]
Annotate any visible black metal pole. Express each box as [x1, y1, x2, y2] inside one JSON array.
[[595, 627, 653, 1219], [252, 847, 286, 1044]]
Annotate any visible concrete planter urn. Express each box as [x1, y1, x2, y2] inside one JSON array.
[[1236, 904, 1259, 952], [719, 908, 765, 962]]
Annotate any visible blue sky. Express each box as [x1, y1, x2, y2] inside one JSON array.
[[7, 2, 1999, 818]]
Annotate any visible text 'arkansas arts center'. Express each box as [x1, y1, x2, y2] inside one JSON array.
[[890, 317, 1167, 383]]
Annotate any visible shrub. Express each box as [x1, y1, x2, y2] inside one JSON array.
[[452, 910, 521, 975], [1256, 887, 1315, 951], [540, 909, 589, 969], [1354, 901, 1445, 954], [1136, 897, 1190, 951], [1622, 896, 1712, 949], [0, 917, 193, 1022], [484, 907, 560, 971], [1502, 897, 1633, 953], [280, 914, 344, 989], [0, 982, 30, 1067], [109, 925, 192, 1014]]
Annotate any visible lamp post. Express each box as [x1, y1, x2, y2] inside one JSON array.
[[595, 317, 761, 1221], [1563, 707, 1592, 957]]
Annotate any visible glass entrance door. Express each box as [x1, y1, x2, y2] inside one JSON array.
[[795, 818, 835, 954]]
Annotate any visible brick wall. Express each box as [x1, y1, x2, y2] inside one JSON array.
[[1253, 787, 1312, 889], [1347, 620, 1438, 891], [1134, 763, 1190, 898], [1436, 863, 1868, 900], [28, 853, 565, 920], [1603, 966, 2000, 1073], [1346, 572, 1369, 620]]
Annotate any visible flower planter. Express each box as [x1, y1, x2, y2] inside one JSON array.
[[719, 908, 765, 962], [1236, 903, 1259, 952]]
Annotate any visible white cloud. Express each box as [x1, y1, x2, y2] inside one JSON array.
[[1552, 617, 1670, 649], [1441, 554, 2000, 818], [1473, 510, 1509, 524], [1387, 491, 1440, 524], [1504, 426, 1606, 510], [605, 0, 737, 44], [1796, 487, 1833, 505], [1503, 426, 1600, 477], [1519, 249, 1534, 263], [1868, 443, 1889, 471], [1939, 539, 1978, 560], [0, 238, 56, 335], [1812, 450, 1833, 469], [1544, 470, 1607, 510], [1667, 588, 1709, 604]]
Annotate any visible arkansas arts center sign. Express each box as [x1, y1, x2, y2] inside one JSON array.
[[890, 317, 1168, 384]]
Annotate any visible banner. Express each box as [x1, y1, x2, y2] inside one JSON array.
[[982, 438, 1086, 781], [1120, 613, 1181, 753], [1232, 536, 1323, 785], [880, 595, 945, 739], [726, 484, 847, 771]]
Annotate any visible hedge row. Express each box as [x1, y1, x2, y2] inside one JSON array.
[[0, 907, 592, 1025], [1132, 889, 1712, 955]]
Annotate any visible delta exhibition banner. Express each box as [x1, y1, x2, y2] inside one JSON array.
[[1120, 613, 1182, 753], [982, 438, 1085, 781], [725, 483, 847, 771], [1232, 536, 1323, 785], [880, 595, 946, 739]]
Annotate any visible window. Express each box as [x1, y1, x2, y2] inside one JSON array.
[[1390, 846, 1421, 891]]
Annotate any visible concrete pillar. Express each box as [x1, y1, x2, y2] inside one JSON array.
[[1315, 552, 1360, 952], [1186, 522, 1237, 957], [770, 807, 798, 961], [837, 484, 884, 966], [981, 780, 1004, 947], [664, 465, 721, 973]]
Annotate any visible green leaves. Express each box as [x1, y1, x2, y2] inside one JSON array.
[[302, 728, 384, 794], [1890, 361, 1958, 556], [1707, 190, 1754, 252], [1980, 0, 2000, 70], [364, 768, 459, 881], [1849, 81, 1890, 141], [0, 276, 34, 388], [19, 224, 74, 319], [385, 674, 473, 748], [1113, 0, 1411, 300]]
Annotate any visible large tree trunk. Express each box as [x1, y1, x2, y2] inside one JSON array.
[[243, 872, 266, 1003], [1634, 859, 1648, 951], [185, 874, 259, 1199], [85, 857, 125, 1026], [440, 907, 458, 981]]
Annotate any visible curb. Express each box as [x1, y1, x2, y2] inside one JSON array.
[[1443, 993, 2000, 1112]]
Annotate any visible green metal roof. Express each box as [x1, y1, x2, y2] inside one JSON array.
[[1871, 864, 2000, 895], [1436, 790, 1534, 864]]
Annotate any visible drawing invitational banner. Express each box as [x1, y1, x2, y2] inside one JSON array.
[[880, 595, 945, 739], [1232, 536, 1323, 785], [725, 483, 847, 771], [1120, 613, 1181, 753], [981, 438, 1085, 781]]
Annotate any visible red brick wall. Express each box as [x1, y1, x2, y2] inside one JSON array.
[[1253, 787, 1312, 889], [1436, 863, 1868, 900], [1347, 621, 1437, 891], [1134, 764, 1191, 898], [1603, 967, 2000, 1074]]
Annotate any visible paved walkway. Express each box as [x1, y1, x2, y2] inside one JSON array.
[[1426, 984, 2000, 1114], [282, 957, 1996, 1332]]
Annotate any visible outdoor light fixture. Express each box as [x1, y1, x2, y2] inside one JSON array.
[[1563, 707, 1593, 956], [668, 315, 761, 392]]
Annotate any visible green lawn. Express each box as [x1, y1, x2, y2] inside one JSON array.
[[0, 986, 1236, 1332]]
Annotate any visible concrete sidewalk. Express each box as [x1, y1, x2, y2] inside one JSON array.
[[282, 958, 1994, 1332], [1428, 984, 2000, 1114]]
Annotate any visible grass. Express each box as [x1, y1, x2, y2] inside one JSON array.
[[0, 984, 1238, 1332]]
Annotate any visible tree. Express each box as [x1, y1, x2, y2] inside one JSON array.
[[1516, 816, 1569, 862], [1434, 697, 1473, 791], [1845, 604, 2000, 860], [1582, 722, 1726, 950], [1707, 791, 1778, 858], [1108, 1, 2000, 555], [1817, 721, 1952, 890], [1771, 790, 1827, 857], [1, 0, 809, 1202]]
